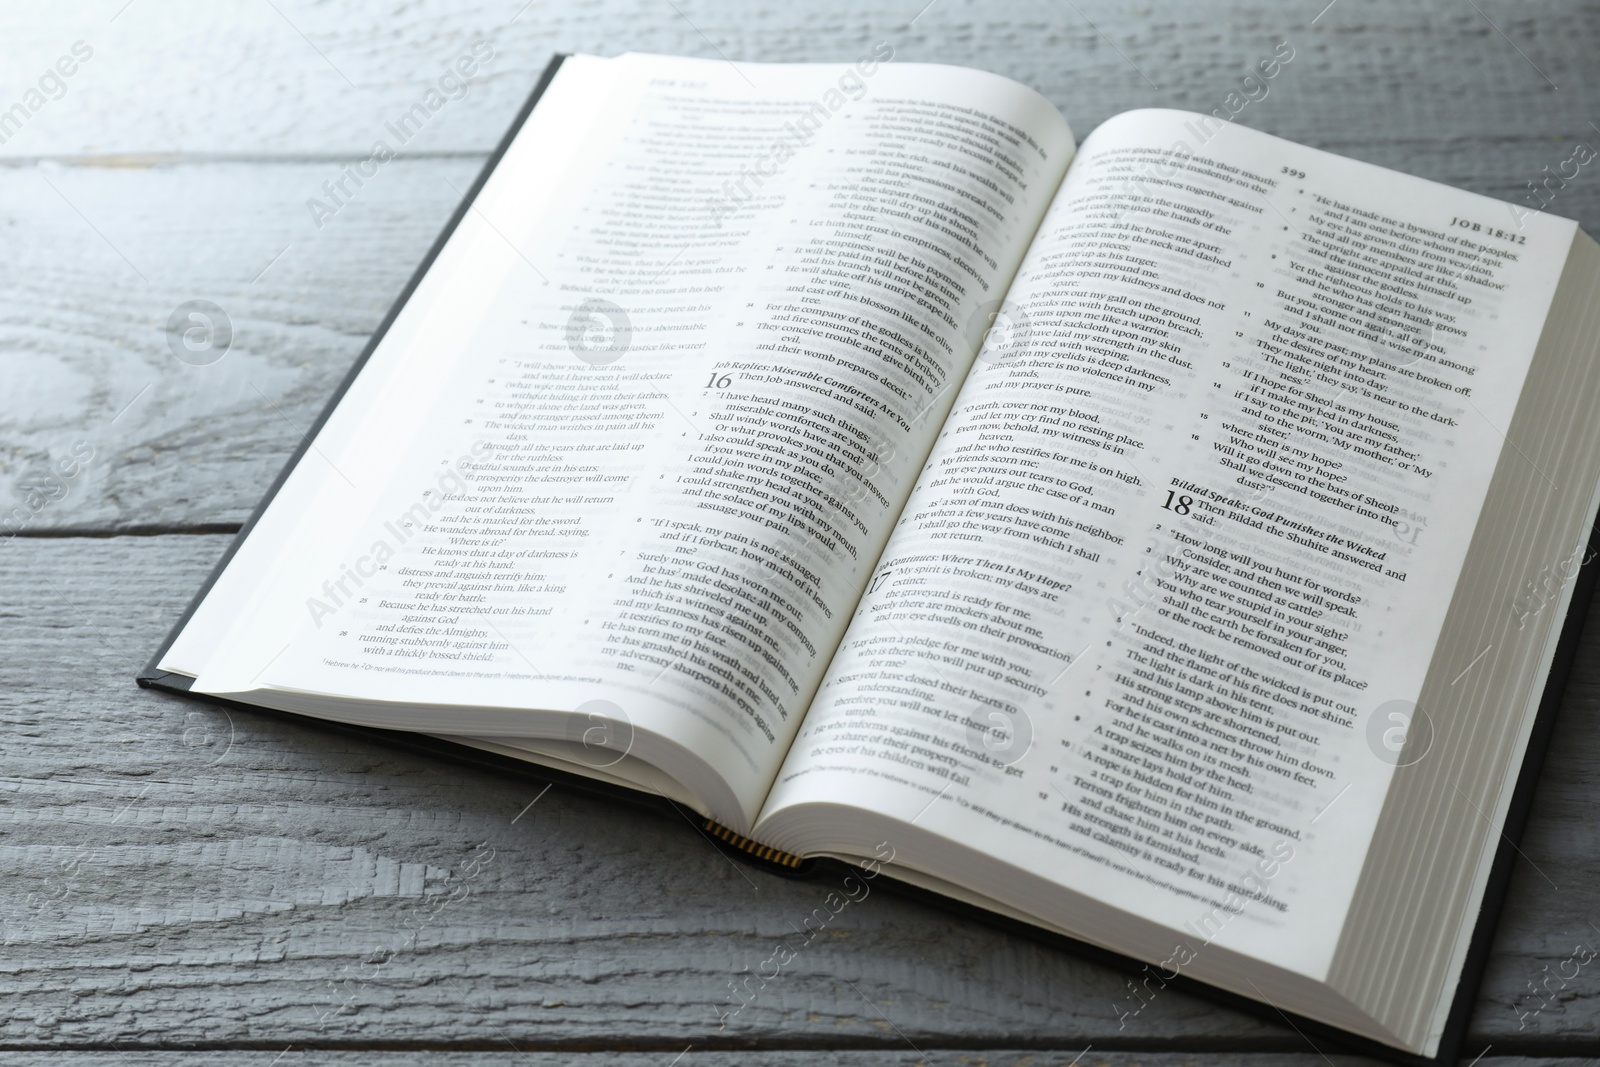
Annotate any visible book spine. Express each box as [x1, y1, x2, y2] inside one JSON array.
[[703, 819, 804, 869]]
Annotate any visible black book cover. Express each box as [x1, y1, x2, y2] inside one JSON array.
[[137, 52, 1598, 1066]]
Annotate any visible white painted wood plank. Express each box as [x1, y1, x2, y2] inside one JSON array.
[[0, 0, 1594, 161], [5, 1055, 1595, 1066], [0, 158, 479, 533], [6, 1055, 1590, 1065]]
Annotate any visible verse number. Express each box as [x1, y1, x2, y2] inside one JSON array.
[[1161, 490, 1193, 516], [705, 372, 733, 389], [1281, 166, 1306, 179]]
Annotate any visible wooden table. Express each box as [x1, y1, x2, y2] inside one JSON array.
[[4, 2, 1598, 1063]]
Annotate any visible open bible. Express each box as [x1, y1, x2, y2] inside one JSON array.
[[141, 51, 1600, 1063]]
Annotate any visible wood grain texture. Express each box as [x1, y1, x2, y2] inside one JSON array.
[[0, 0, 1596, 160], [0, 159, 479, 533], [3, 0, 1600, 531], [1, 535, 1598, 1053], [4, 0, 1599, 1059], [1, 1057, 1595, 1067], [7, 1057, 1599, 1067]]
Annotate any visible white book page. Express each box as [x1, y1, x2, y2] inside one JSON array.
[[159, 54, 618, 679], [190, 52, 1075, 828], [759, 109, 1576, 974]]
